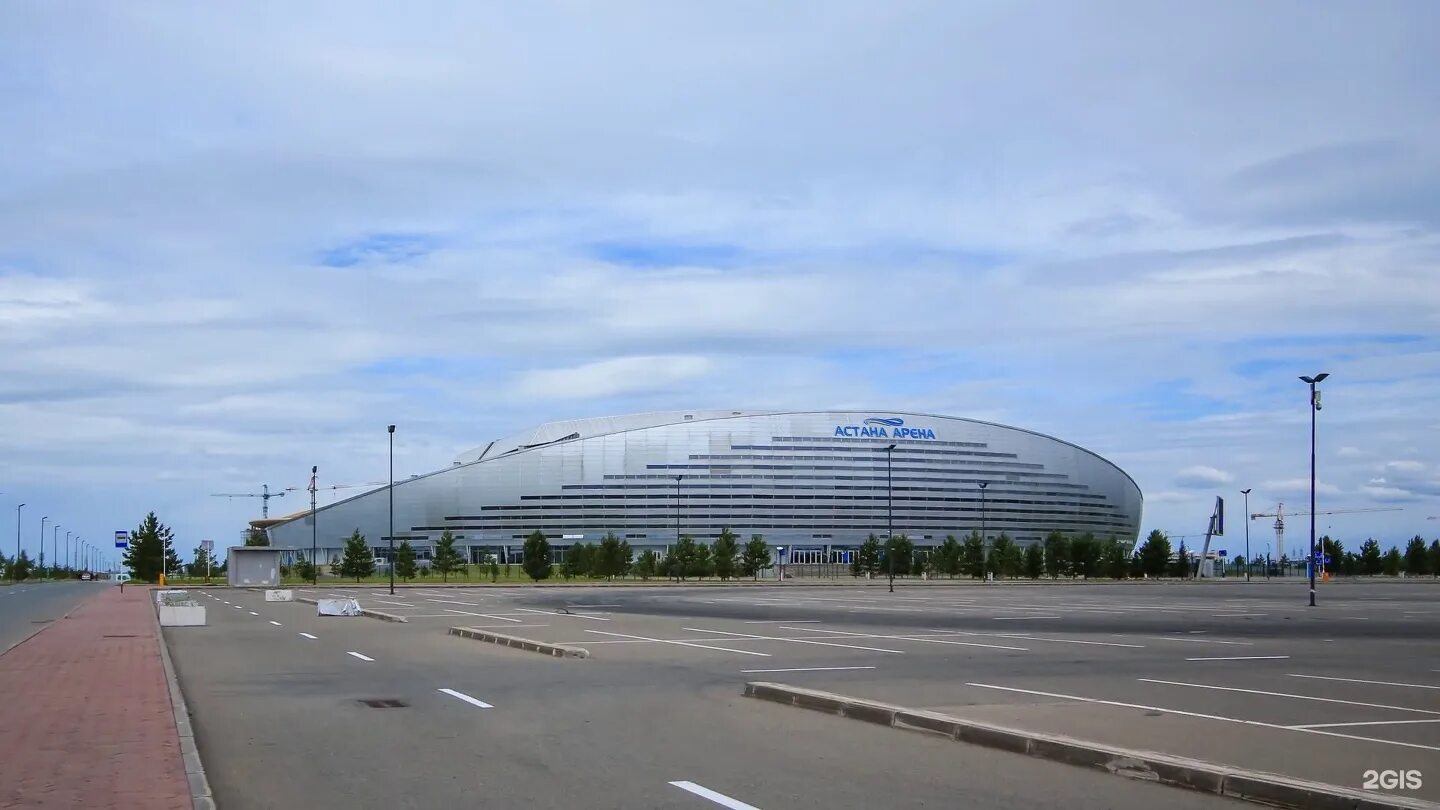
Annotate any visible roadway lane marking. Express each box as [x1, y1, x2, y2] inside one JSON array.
[[741, 666, 877, 673], [584, 629, 771, 657], [233, 605, 242, 609], [438, 688, 493, 709], [669, 781, 762, 810], [299, 633, 317, 640], [966, 682, 1440, 753], [1136, 635, 1252, 646], [371, 599, 416, 607], [248, 611, 259, 615], [990, 634, 1143, 648], [346, 651, 375, 662], [269, 621, 282, 626], [1210, 613, 1268, 617], [514, 607, 610, 621], [427, 599, 480, 606], [467, 613, 523, 623], [744, 620, 820, 624], [1185, 656, 1290, 661], [993, 616, 1061, 620], [1289, 674, 1440, 690], [793, 627, 1026, 652], [685, 627, 906, 654], [1136, 679, 1440, 715], [1293, 718, 1440, 729], [570, 603, 621, 608]]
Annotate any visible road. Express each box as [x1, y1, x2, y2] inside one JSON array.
[[0, 581, 96, 654], [166, 582, 1259, 810]]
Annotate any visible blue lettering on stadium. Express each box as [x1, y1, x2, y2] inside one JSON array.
[[833, 417, 936, 440]]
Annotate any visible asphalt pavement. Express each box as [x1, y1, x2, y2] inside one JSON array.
[[0, 580, 96, 654], [166, 582, 1259, 810]]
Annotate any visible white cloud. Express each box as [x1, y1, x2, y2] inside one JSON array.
[[513, 356, 713, 400], [1336, 446, 1366, 458], [1261, 479, 1343, 497], [1175, 465, 1234, 488]]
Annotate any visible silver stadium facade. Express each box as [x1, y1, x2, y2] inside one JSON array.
[[259, 410, 1142, 565]]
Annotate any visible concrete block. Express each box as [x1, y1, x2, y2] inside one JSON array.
[[158, 604, 206, 627], [894, 710, 961, 739], [264, 589, 293, 602], [954, 722, 1031, 754], [841, 701, 898, 727], [447, 626, 588, 658]]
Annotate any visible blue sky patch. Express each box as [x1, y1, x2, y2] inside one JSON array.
[[320, 233, 438, 268]]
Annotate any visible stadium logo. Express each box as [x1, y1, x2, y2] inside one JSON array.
[[835, 416, 937, 440]]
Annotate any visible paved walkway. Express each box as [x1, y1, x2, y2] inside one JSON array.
[[0, 586, 190, 809]]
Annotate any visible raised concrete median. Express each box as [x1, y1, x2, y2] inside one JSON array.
[[448, 626, 589, 658], [744, 682, 1438, 810]]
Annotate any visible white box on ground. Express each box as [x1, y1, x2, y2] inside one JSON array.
[[154, 589, 188, 604], [317, 597, 362, 616], [264, 589, 294, 602], [158, 604, 206, 626]]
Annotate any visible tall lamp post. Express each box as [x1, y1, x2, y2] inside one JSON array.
[[388, 425, 396, 596], [13, 503, 24, 581], [309, 466, 319, 586], [39, 516, 48, 573], [885, 443, 896, 593], [1240, 489, 1252, 582], [1300, 372, 1329, 607], [52, 524, 60, 578], [674, 475, 684, 544], [978, 481, 989, 576], [66, 530, 71, 570]]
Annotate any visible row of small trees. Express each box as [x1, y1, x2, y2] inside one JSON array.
[[1315, 535, 1440, 577]]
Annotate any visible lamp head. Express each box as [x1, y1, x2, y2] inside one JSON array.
[[1241, 488, 1251, 495], [388, 424, 395, 434]]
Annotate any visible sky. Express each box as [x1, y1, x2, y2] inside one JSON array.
[[2, 1, 1438, 566]]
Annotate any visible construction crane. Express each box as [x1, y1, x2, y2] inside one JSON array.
[[1248, 503, 1402, 572], [283, 480, 386, 505], [210, 484, 286, 518]]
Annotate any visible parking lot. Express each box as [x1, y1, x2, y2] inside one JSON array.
[[170, 580, 1440, 808]]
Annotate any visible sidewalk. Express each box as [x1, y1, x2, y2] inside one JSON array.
[[0, 586, 190, 809]]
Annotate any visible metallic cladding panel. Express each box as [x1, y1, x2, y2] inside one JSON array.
[[267, 411, 1142, 555]]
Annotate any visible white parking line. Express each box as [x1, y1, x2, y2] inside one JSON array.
[[514, 607, 610, 621], [795, 627, 1026, 652], [967, 682, 1440, 753], [741, 666, 877, 673], [685, 627, 906, 654], [744, 619, 820, 624], [1289, 674, 1440, 690], [1293, 718, 1440, 729], [299, 632, 317, 640], [233, 605, 242, 609], [991, 634, 1143, 649], [669, 781, 762, 810], [993, 616, 1061, 620], [1185, 656, 1289, 661], [269, 620, 282, 626], [584, 629, 771, 657], [427, 599, 480, 606], [438, 688, 493, 709], [248, 611, 258, 616], [1210, 613, 1268, 617], [1136, 678, 1440, 715], [1137, 636, 1252, 646], [370, 599, 417, 607], [347, 651, 374, 662]]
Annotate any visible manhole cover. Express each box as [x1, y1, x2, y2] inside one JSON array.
[[357, 698, 408, 709]]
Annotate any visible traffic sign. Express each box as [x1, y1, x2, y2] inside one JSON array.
[[114, 530, 128, 549], [201, 539, 214, 552]]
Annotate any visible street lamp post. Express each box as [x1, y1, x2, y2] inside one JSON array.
[[39, 516, 48, 572], [13, 504, 23, 581], [52, 524, 60, 578], [310, 466, 319, 586], [388, 425, 396, 597], [978, 481, 988, 577], [1300, 372, 1329, 607], [885, 443, 896, 593], [1240, 489, 1252, 582], [674, 475, 684, 545]]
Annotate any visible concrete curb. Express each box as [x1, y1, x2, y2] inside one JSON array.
[[153, 594, 215, 810], [294, 596, 409, 623], [448, 626, 589, 658], [743, 682, 1439, 810]]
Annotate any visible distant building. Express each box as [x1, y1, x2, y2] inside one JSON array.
[[257, 410, 1142, 565]]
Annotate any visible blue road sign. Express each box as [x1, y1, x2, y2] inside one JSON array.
[[114, 530, 128, 549]]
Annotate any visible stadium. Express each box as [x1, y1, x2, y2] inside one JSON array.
[[257, 410, 1143, 567]]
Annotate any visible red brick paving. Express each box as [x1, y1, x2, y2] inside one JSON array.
[[0, 587, 190, 809]]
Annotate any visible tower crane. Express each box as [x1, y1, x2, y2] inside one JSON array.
[[1248, 503, 1402, 573], [210, 484, 286, 518], [283, 480, 386, 504]]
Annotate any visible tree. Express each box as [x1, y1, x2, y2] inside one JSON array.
[[635, 549, 659, 581], [1071, 533, 1101, 579], [1023, 543, 1044, 579], [856, 534, 884, 578], [0, 551, 9, 580], [1402, 535, 1428, 576], [243, 527, 270, 547], [1382, 546, 1402, 576], [522, 530, 552, 581], [488, 554, 500, 582], [1171, 540, 1190, 579], [989, 534, 1021, 578], [1429, 540, 1440, 579], [13, 549, 33, 581], [293, 554, 315, 583], [884, 534, 914, 577], [596, 533, 625, 579], [933, 535, 962, 578], [689, 542, 714, 579], [616, 540, 634, 580], [563, 542, 591, 580], [1100, 539, 1129, 579], [1359, 538, 1383, 575], [960, 530, 985, 578], [1138, 529, 1170, 578], [339, 530, 375, 582], [122, 512, 179, 583], [1042, 531, 1071, 578], [739, 535, 771, 580], [188, 545, 217, 580], [662, 535, 698, 581], [712, 529, 740, 581], [394, 539, 418, 582], [432, 529, 465, 582]]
